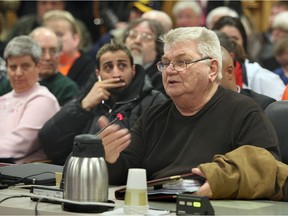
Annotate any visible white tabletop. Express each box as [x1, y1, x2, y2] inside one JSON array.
[[0, 186, 288, 215]]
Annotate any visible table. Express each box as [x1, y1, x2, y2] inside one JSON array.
[[0, 186, 288, 215]]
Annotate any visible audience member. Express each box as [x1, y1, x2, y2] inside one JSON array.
[[122, 18, 165, 95], [99, 0, 161, 31], [6, 0, 92, 52], [206, 0, 243, 18], [96, 27, 280, 200], [86, 18, 166, 96], [172, 1, 202, 27], [42, 10, 96, 89], [213, 16, 285, 100], [206, 6, 238, 29], [262, 11, 288, 71], [205, 0, 253, 36], [220, 46, 275, 110], [39, 42, 167, 165], [86, 2, 162, 61], [0, 35, 60, 164], [215, 31, 276, 110], [141, 10, 173, 33], [275, 36, 288, 101], [248, 1, 288, 65], [0, 27, 79, 106], [30, 27, 79, 105], [273, 36, 288, 85]]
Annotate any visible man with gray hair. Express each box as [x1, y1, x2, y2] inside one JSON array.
[[97, 27, 281, 200], [172, 0, 202, 27], [0, 35, 60, 163]]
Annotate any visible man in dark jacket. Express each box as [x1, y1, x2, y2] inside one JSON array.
[[39, 42, 167, 165]]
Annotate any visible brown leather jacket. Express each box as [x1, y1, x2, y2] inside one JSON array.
[[199, 145, 288, 201]]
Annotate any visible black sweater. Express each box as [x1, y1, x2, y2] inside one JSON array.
[[39, 66, 167, 165], [108, 86, 280, 185]]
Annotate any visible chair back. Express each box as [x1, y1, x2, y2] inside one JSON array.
[[265, 101, 288, 164]]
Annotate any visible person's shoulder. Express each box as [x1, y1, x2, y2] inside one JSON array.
[[34, 85, 59, 101], [241, 88, 276, 110], [220, 87, 261, 111], [142, 99, 172, 117], [52, 72, 79, 86], [78, 52, 96, 62], [246, 60, 283, 80], [21, 85, 60, 110], [0, 90, 13, 100], [273, 67, 283, 75], [74, 52, 96, 69]]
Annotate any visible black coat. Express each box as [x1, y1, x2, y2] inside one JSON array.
[[39, 65, 167, 165]]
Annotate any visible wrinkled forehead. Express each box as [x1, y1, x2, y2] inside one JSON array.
[[163, 40, 198, 56], [132, 21, 156, 35], [100, 50, 131, 64]]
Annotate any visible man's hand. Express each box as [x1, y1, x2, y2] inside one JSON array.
[[191, 168, 212, 198], [98, 115, 131, 163], [81, 77, 125, 111]]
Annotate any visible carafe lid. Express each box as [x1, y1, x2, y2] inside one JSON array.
[[72, 134, 104, 158]]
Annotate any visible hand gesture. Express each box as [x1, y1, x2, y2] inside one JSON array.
[[81, 77, 125, 111], [98, 115, 131, 163]]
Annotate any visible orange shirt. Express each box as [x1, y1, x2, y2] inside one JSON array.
[[58, 52, 80, 76], [282, 85, 288, 100]]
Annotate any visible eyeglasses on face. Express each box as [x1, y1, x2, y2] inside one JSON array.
[[127, 30, 155, 42], [157, 57, 212, 72]]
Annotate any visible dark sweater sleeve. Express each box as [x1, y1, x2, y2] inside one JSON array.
[[107, 114, 147, 185], [38, 99, 92, 164]]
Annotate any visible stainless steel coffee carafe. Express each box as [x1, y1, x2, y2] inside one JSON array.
[[62, 134, 109, 212]]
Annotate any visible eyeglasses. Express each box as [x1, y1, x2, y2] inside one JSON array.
[[127, 30, 155, 42], [157, 57, 212, 72]]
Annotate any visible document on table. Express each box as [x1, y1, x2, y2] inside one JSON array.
[[148, 178, 202, 195]]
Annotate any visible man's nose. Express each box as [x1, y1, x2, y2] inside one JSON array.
[[111, 66, 122, 77], [15, 67, 23, 76], [42, 50, 52, 59], [133, 34, 142, 43]]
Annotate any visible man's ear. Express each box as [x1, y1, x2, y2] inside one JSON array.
[[95, 69, 100, 77], [208, 59, 219, 82], [132, 64, 136, 77]]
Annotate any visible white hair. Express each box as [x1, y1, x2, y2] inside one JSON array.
[[172, 1, 202, 17], [272, 11, 288, 31], [206, 6, 239, 29], [160, 27, 222, 80], [142, 10, 173, 33]]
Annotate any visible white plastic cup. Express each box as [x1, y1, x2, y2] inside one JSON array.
[[124, 168, 149, 214]]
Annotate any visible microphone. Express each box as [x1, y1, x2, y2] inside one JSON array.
[[95, 112, 125, 136]]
